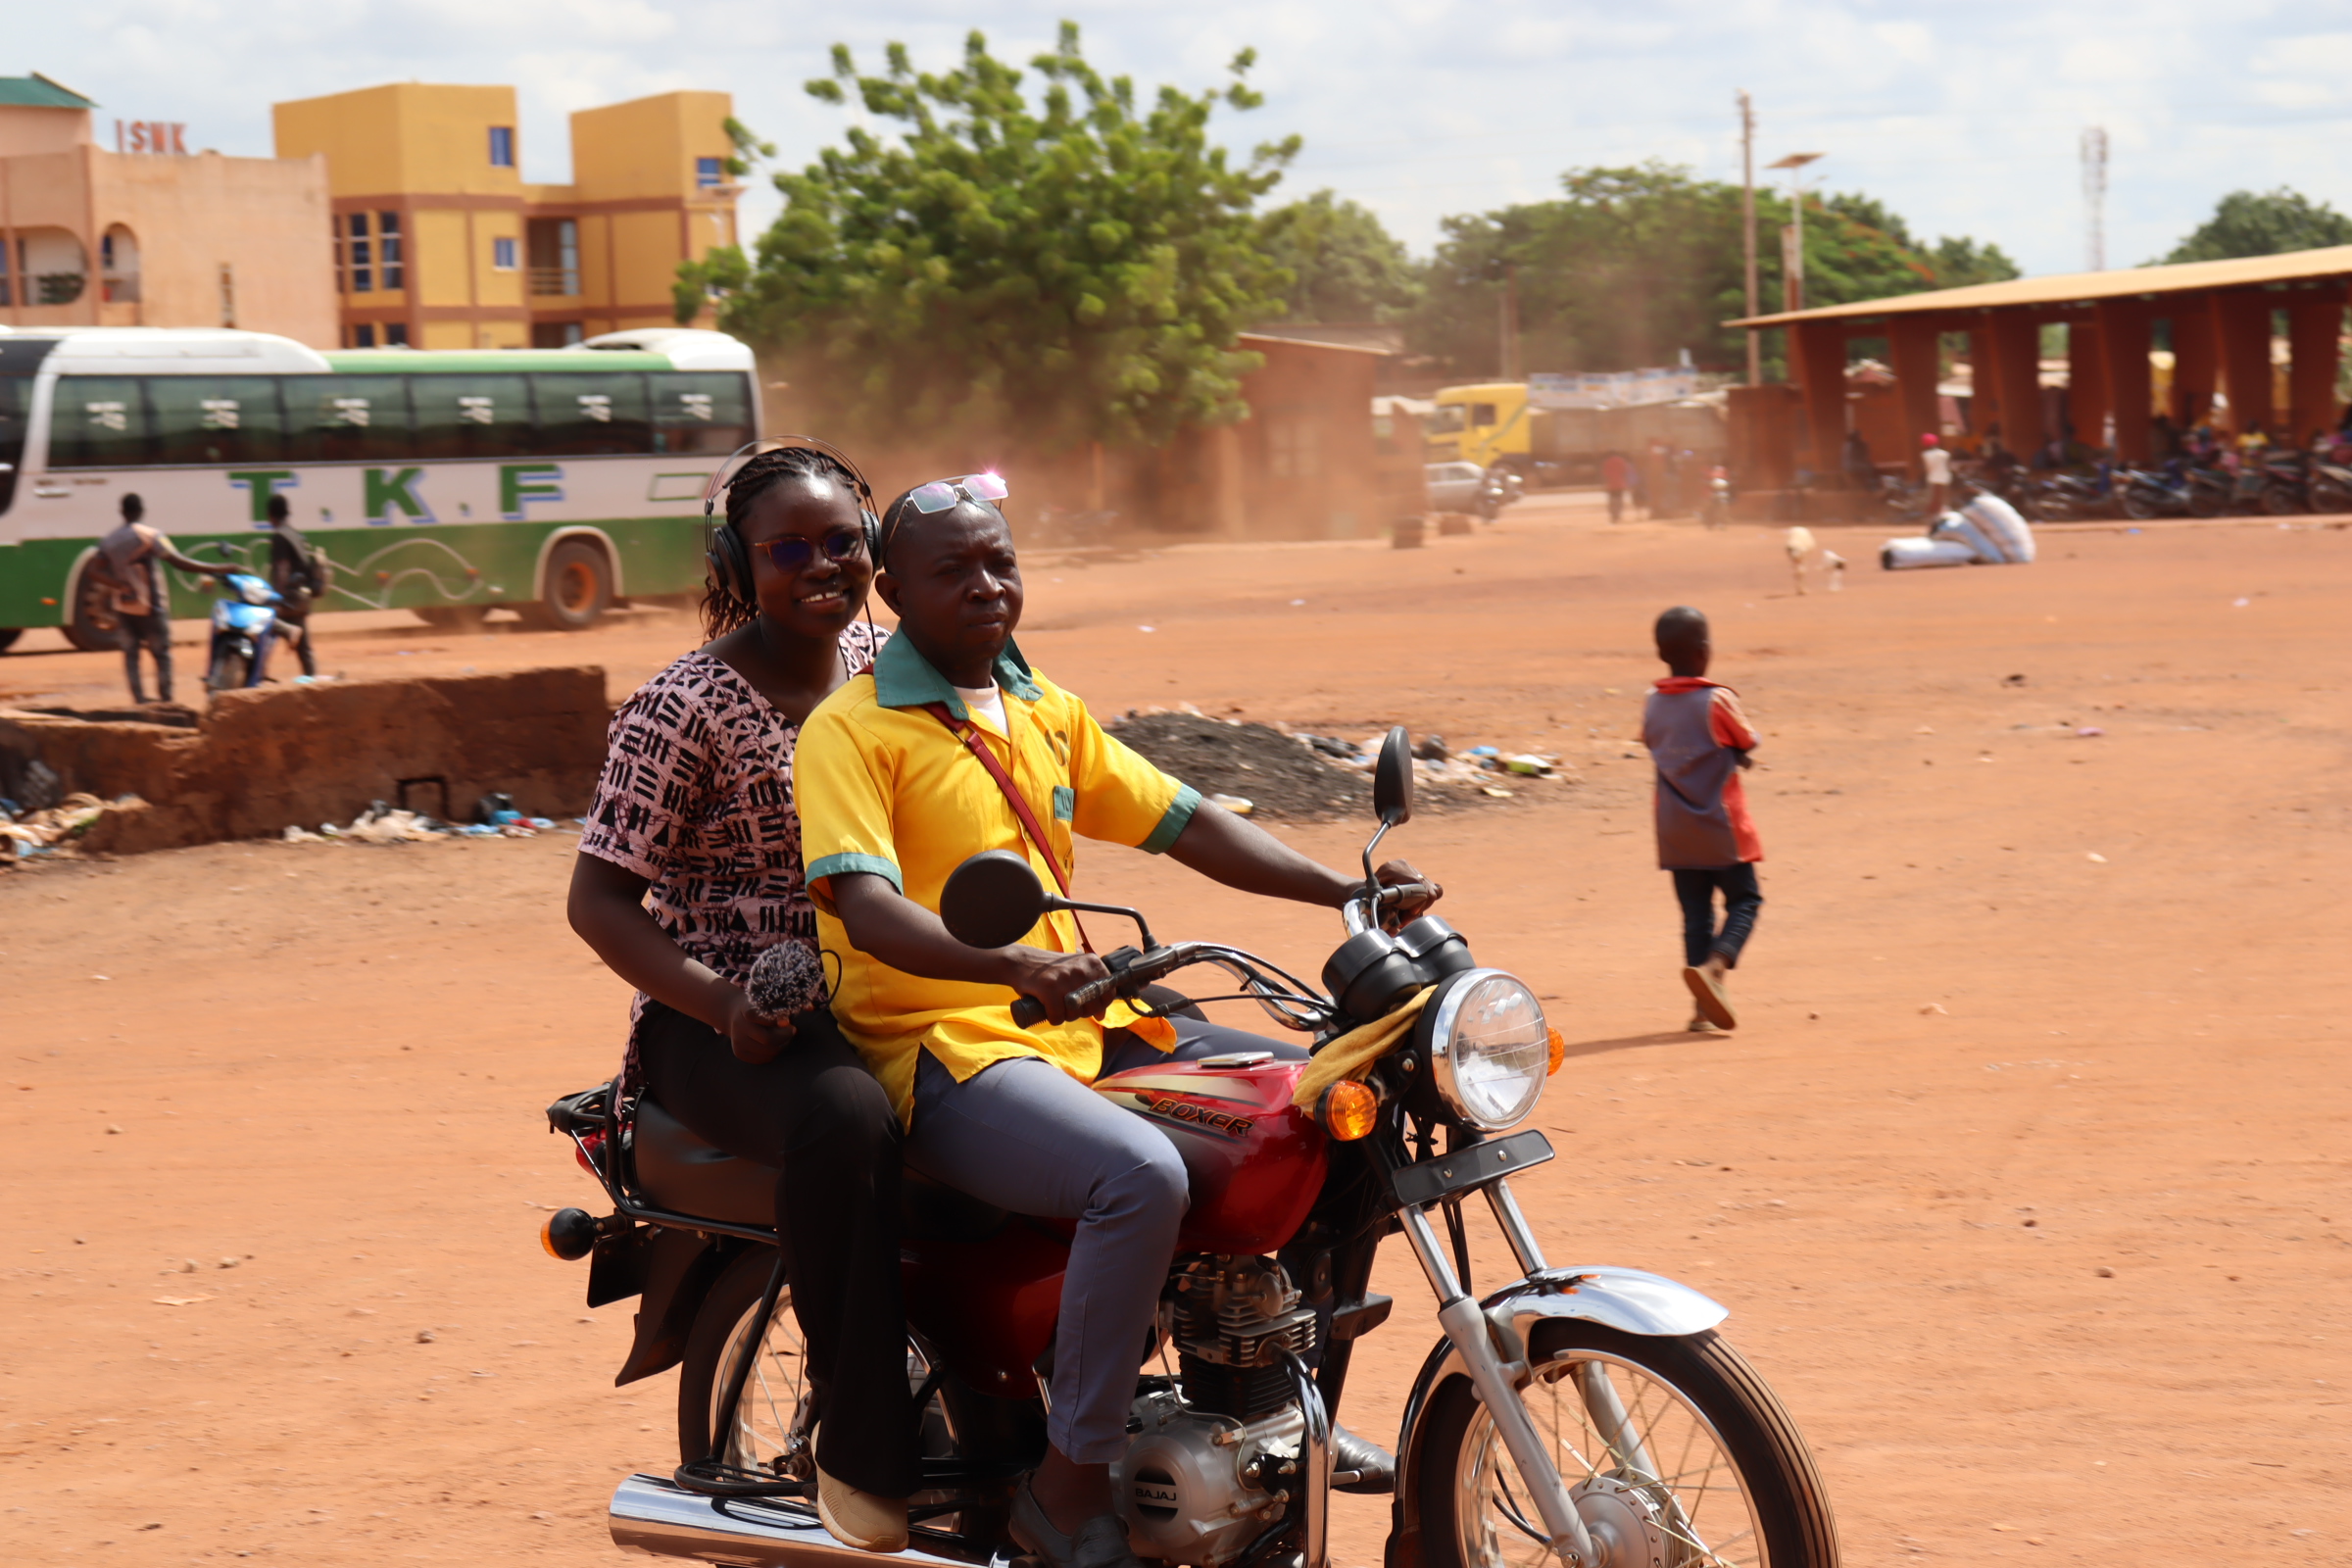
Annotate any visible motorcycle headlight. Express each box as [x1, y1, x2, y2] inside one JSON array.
[[1421, 968, 1549, 1131]]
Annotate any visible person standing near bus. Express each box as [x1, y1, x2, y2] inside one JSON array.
[[263, 493, 325, 679], [92, 493, 225, 706]]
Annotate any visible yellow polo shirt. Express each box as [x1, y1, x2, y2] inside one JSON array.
[[796, 634, 1200, 1125]]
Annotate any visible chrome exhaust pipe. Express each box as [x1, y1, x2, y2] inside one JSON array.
[[609, 1474, 992, 1568]]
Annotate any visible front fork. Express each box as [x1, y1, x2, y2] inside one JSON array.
[[1399, 1180, 1602, 1568]]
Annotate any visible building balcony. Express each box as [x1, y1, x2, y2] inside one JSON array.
[[528, 267, 582, 298]]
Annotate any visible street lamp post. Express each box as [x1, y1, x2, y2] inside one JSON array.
[[1766, 152, 1825, 313]]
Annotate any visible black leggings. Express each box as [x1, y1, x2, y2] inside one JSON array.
[[635, 1001, 916, 1498]]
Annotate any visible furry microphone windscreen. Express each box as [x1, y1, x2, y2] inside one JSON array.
[[747, 942, 830, 1021]]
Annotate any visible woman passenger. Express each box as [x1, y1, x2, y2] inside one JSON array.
[[566, 445, 913, 1551]]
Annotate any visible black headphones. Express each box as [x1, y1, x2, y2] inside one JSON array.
[[703, 436, 881, 607]]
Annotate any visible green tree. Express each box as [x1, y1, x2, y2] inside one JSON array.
[[673, 244, 750, 326], [1404, 162, 2009, 379], [721, 24, 1296, 453], [1927, 235, 2020, 290], [1255, 190, 1422, 321], [2162, 187, 2352, 263]]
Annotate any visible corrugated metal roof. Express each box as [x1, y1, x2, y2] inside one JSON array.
[[0, 74, 98, 109], [1728, 244, 2352, 328]]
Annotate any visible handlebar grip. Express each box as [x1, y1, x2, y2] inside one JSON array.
[[1378, 881, 1437, 905], [1009, 974, 1122, 1030]]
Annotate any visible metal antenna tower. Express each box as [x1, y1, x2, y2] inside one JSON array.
[[2082, 126, 2108, 272]]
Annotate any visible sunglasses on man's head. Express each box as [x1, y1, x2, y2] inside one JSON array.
[[755, 529, 866, 571], [905, 472, 1010, 514]]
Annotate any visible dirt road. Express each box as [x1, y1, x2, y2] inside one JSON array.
[[5, 496, 2348, 1565]]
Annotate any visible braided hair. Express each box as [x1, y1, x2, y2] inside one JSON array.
[[702, 445, 865, 640]]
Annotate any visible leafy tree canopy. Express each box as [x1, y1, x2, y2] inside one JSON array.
[[2161, 187, 2352, 264], [720, 23, 1297, 453], [1404, 162, 2015, 378], [1255, 190, 1422, 322]]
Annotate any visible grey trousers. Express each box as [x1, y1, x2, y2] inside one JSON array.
[[907, 1018, 1306, 1462]]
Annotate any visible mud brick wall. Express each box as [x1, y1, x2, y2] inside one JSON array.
[[0, 666, 610, 854]]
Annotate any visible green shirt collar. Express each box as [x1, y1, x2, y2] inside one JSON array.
[[871, 631, 1041, 717]]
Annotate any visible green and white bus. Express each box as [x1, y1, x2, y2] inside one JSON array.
[[0, 326, 760, 652]]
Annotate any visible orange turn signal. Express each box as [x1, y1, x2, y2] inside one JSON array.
[[1545, 1026, 1566, 1077], [1316, 1080, 1380, 1142]]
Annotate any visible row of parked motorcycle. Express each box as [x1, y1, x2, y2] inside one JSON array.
[[1959, 448, 2352, 523]]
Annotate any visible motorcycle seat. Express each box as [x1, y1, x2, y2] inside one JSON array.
[[628, 1095, 1012, 1243], [633, 1096, 779, 1227]]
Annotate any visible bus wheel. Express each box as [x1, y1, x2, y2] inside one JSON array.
[[414, 605, 489, 631], [0, 628, 21, 655], [523, 540, 612, 631], [65, 572, 122, 653]]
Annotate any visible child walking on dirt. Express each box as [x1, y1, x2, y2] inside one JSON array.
[[1641, 607, 1763, 1031]]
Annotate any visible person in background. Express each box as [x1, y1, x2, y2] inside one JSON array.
[[1920, 432, 1953, 516], [1601, 449, 1635, 522], [262, 494, 324, 679], [92, 493, 228, 706], [1641, 606, 1764, 1034], [1841, 428, 1877, 490]]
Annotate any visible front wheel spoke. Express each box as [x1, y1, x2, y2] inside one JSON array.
[[1489, 1471, 1549, 1546]]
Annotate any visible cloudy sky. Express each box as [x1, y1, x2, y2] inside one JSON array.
[[22, 1, 2352, 277]]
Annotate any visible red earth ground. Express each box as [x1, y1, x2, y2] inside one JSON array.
[[4, 492, 2348, 1565]]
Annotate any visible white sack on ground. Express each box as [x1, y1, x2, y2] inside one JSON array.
[[1881, 536, 1983, 570]]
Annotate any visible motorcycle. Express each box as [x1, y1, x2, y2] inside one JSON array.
[[2022, 466, 2117, 522], [543, 730, 1838, 1568], [2181, 461, 2262, 518], [2308, 456, 2352, 514], [2252, 450, 2311, 515], [202, 567, 285, 691], [2115, 466, 2193, 521], [1474, 467, 1524, 522]]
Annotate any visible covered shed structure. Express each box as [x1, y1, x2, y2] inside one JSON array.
[[1728, 247, 2352, 483]]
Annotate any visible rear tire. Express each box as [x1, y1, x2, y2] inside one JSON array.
[[523, 539, 612, 631], [1416, 1320, 1838, 1568], [0, 628, 21, 655]]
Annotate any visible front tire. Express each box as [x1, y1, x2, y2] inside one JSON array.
[[207, 645, 251, 694], [1416, 1320, 1837, 1568]]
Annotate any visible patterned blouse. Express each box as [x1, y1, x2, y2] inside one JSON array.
[[580, 621, 887, 1076]]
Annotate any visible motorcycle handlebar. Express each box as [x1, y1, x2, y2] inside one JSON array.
[[1009, 972, 1124, 1030]]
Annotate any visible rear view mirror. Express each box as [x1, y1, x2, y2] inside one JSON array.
[[939, 850, 1048, 949], [1373, 725, 1414, 827]]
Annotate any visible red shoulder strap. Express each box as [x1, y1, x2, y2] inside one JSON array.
[[922, 701, 1091, 952]]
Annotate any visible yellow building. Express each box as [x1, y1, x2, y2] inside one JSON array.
[[0, 74, 335, 344], [271, 83, 742, 351]]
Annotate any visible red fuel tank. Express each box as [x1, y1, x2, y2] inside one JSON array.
[[1091, 1054, 1329, 1256], [902, 1056, 1328, 1396]]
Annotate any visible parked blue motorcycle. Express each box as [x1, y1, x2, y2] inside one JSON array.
[[204, 569, 285, 692]]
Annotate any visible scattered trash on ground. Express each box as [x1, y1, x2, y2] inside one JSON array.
[[0, 790, 146, 863], [281, 800, 572, 845]]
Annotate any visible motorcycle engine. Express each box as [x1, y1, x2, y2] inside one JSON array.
[[1111, 1256, 1319, 1566]]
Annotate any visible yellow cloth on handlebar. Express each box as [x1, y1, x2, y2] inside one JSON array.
[[1290, 986, 1436, 1109]]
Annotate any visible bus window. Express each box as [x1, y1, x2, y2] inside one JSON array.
[[411, 373, 534, 461], [530, 372, 652, 456], [149, 376, 286, 466], [651, 372, 753, 455], [1468, 403, 1497, 427], [286, 375, 414, 463], [49, 376, 154, 468], [0, 376, 30, 513]]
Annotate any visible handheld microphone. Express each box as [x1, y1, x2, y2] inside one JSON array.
[[747, 942, 831, 1022]]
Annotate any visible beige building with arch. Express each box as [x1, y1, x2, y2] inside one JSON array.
[[0, 74, 336, 345]]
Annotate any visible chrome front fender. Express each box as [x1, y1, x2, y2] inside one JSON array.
[[1383, 1267, 1728, 1568]]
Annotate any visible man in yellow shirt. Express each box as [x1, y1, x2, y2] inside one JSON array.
[[797, 476, 1432, 1568]]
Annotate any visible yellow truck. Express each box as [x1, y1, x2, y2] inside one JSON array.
[[1425, 380, 1723, 484]]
